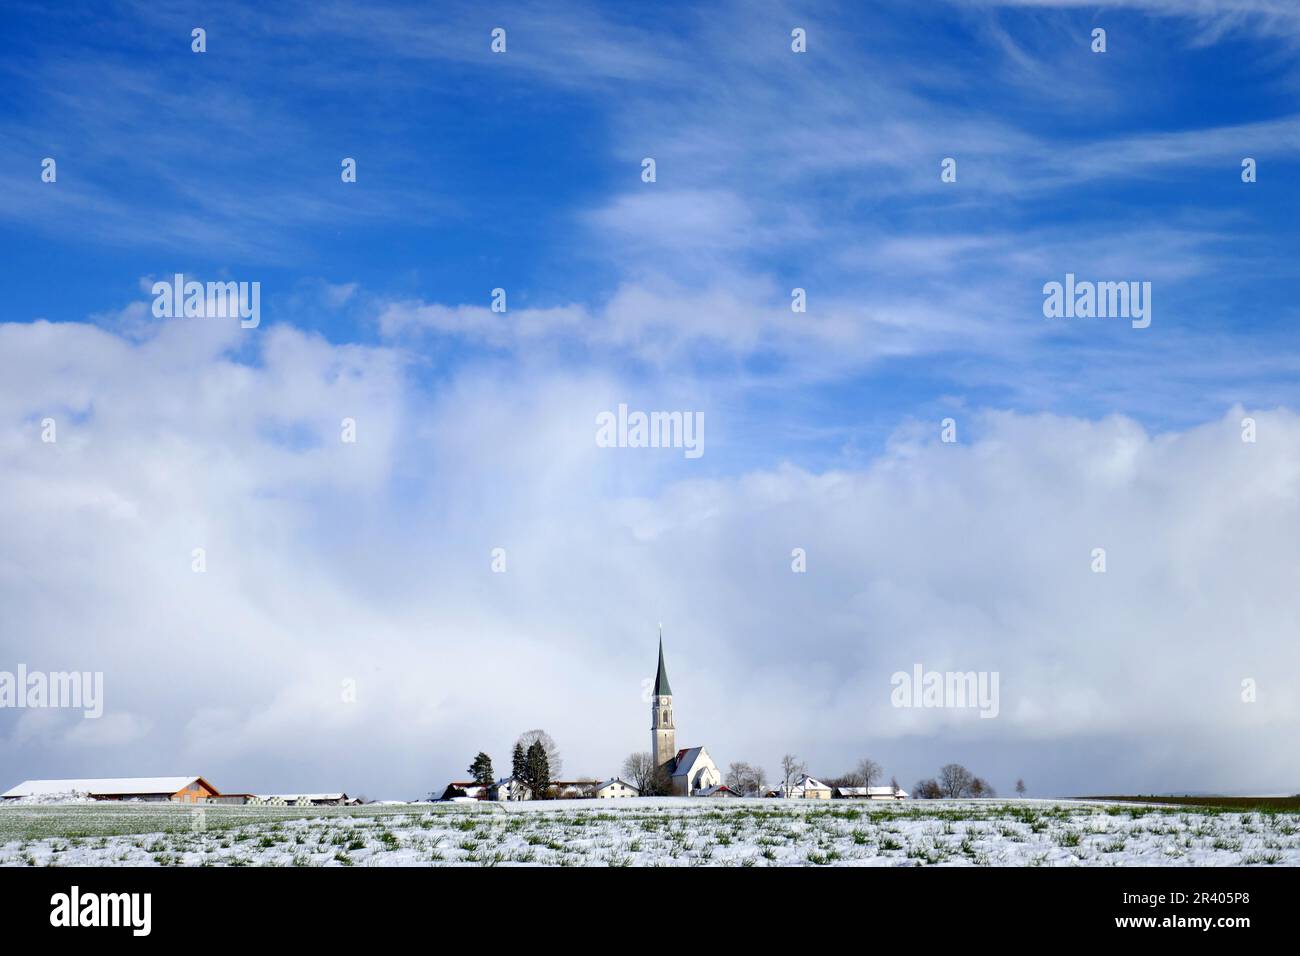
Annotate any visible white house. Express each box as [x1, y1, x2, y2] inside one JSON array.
[[772, 774, 833, 800], [492, 776, 530, 801], [592, 778, 639, 799]]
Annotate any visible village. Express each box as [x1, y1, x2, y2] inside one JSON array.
[[437, 637, 911, 802], [2, 636, 929, 808]]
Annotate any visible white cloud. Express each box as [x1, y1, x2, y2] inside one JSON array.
[[2, 316, 1298, 796]]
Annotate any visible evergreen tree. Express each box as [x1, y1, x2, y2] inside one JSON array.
[[524, 740, 551, 799], [468, 752, 495, 798], [511, 742, 526, 781]]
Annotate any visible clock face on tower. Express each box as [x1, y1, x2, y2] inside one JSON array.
[[652, 635, 677, 772]]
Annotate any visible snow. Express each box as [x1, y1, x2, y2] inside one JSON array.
[[2, 798, 1299, 866], [2, 792, 97, 805]]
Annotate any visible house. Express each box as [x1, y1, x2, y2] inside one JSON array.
[[695, 784, 741, 797], [834, 785, 908, 800], [438, 779, 600, 801], [592, 778, 639, 799], [251, 793, 354, 807], [1, 776, 219, 803], [438, 782, 488, 802], [550, 780, 600, 799], [771, 774, 833, 800], [492, 776, 530, 801]]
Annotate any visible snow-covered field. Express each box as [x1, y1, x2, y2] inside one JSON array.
[[2, 798, 1298, 866]]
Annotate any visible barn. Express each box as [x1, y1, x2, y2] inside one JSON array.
[[1, 776, 220, 803]]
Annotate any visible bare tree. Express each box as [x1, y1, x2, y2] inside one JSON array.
[[913, 778, 942, 799], [938, 763, 975, 799], [1015, 778, 1027, 796], [856, 758, 883, 792], [780, 753, 807, 798], [919, 764, 994, 798], [622, 752, 657, 794], [825, 772, 864, 789], [515, 729, 562, 780], [725, 761, 768, 796], [889, 776, 901, 796]]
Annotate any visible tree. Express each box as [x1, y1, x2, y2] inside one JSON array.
[[856, 758, 883, 792], [511, 742, 527, 781], [913, 778, 942, 799], [824, 772, 864, 789], [515, 729, 562, 780], [622, 752, 657, 793], [780, 754, 807, 798], [914, 764, 994, 799], [645, 763, 673, 796], [523, 740, 550, 799], [725, 761, 768, 796], [938, 763, 975, 799], [1015, 778, 1026, 796], [468, 752, 495, 798], [889, 776, 901, 796]]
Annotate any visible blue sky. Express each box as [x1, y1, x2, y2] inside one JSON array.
[[5, 0, 1298, 444], [3, 1, 1300, 797]]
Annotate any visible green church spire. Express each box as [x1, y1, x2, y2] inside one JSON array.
[[653, 626, 672, 696]]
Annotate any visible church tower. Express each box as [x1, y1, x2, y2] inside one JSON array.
[[651, 629, 676, 772]]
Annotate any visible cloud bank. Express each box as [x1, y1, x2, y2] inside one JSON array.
[[2, 317, 1296, 797]]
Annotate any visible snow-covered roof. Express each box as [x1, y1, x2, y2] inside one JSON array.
[[792, 774, 830, 791], [2, 776, 209, 798], [772, 774, 832, 795], [836, 786, 902, 796], [593, 778, 639, 793], [256, 793, 347, 801], [671, 746, 707, 777]]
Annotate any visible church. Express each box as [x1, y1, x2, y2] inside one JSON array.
[[651, 633, 722, 796]]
